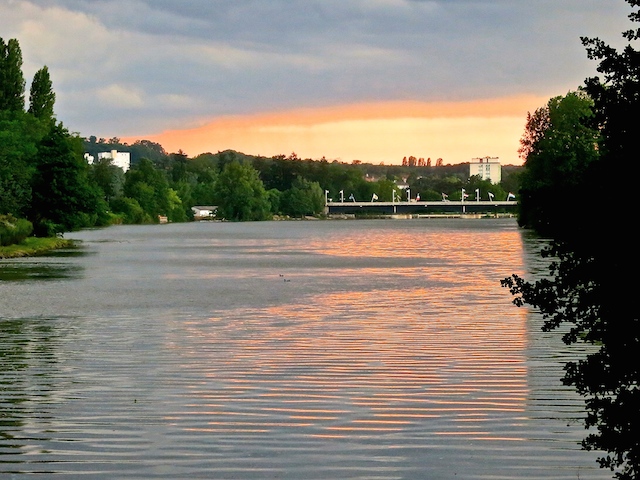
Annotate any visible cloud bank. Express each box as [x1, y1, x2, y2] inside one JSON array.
[[0, 0, 632, 162]]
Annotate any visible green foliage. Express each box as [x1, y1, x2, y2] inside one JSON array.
[[370, 178, 402, 202], [0, 38, 26, 112], [1, 37, 112, 239], [280, 176, 325, 217], [0, 236, 73, 259], [166, 188, 187, 222], [410, 173, 464, 200], [266, 188, 282, 214], [1, 39, 49, 220], [88, 157, 125, 201], [213, 161, 271, 221], [183, 153, 218, 206], [499, 168, 522, 199], [169, 152, 188, 183], [123, 158, 171, 222], [0, 214, 32, 246], [517, 92, 599, 234], [0, 110, 46, 216], [465, 175, 506, 202], [29, 123, 106, 235], [28, 66, 55, 122], [505, 3, 639, 478], [109, 197, 153, 224], [189, 181, 216, 206], [78, 146, 521, 225]]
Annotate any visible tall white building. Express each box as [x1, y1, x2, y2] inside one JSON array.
[[97, 150, 131, 172], [470, 157, 501, 184]]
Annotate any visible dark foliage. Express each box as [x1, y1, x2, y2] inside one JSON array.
[[503, 2, 639, 478], [29, 124, 105, 235], [0, 214, 32, 246]]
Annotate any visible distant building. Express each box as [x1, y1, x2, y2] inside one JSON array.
[[92, 149, 131, 172], [192, 206, 218, 220], [470, 157, 501, 184]]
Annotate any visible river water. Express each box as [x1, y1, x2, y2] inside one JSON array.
[[0, 219, 606, 479]]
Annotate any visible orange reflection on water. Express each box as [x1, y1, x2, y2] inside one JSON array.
[[167, 222, 531, 442]]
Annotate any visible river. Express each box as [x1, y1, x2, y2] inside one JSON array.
[[0, 218, 606, 479]]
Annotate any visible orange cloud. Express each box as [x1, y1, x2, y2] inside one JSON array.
[[128, 95, 549, 165]]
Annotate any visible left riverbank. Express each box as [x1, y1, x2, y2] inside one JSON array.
[[0, 237, 76, 259]]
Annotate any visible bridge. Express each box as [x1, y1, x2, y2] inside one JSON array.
[[325, 200, 518, 215]]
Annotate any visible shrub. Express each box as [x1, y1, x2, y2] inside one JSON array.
[[0, 214, 34, 246], [109, 197, 153, 224]]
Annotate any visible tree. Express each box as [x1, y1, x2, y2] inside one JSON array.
[[517, 91, 599, 233], [169, 151, 188, 183], [266, 188, 282, 215], [0, 38, 26, 112], [372, 178, 402, 202], [166, 188, 187, 222], [0, 214, 33, 246], [109, 197, 150, 224], [89, 156, 125, 202], [1, 37, 115, 236], [503, 3, 639, 478], [29, 123, 105, 235], [280, 176, 324, 217], [28, 66, 55, 122], [0, 111, 42, 215], [185, 154, 218, 206], [0, 38, 48, 221], [213, 161, 271, 221], [123, 158, 171, 221], [465, 175, 504, 202]]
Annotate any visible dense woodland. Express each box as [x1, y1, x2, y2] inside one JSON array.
[[83, 138, 522, 223]]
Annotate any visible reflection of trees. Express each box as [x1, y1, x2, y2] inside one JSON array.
[[0, 262, 82, 281], [0, 246, 84, 282], [0, 319, 57, 457], [1, 319, 30, 451]]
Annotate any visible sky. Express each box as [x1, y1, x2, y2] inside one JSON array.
[[0, 0, 632, 165]]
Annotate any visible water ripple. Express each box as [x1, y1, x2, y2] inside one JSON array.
[[0, 220, 606, 479]]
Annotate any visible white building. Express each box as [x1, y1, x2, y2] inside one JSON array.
[[97, 149, 131, 172], [192, 206, 218, 220], [470, 157, 501, 184]]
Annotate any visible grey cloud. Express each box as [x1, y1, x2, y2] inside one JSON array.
[[2, 0, 632, 137]]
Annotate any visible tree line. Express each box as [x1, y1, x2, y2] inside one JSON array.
[[2, 35, 521, 239], [80, 142, 522, 223], [502, 1, 639, 478]]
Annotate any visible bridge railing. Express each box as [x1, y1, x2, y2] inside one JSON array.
[[324, 200, 517, 214]]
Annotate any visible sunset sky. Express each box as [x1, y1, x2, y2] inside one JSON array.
[[0, 0, 632, 165]]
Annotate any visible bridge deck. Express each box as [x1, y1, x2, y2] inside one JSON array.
[[326, 201, 515, 207], [325, 200, 517, 214]]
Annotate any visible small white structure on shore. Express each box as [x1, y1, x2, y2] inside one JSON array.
[[192, 206, 218, 220], [470, 157, 501, 184]]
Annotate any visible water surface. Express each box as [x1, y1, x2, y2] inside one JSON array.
[[0, 219, 605, 479]]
